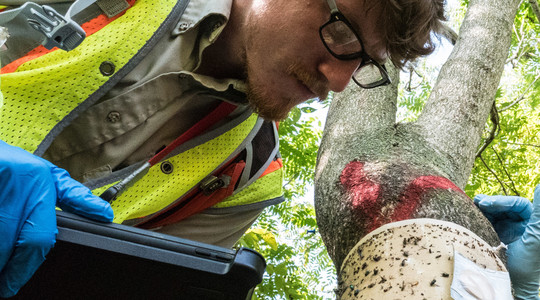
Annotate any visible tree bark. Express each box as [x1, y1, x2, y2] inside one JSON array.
[[314, 0, 521, 288]]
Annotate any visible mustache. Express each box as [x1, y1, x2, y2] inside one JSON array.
[[286, 63, 330, 100]]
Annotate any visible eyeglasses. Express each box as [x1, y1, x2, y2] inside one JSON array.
[[319, 0, 391, 89]]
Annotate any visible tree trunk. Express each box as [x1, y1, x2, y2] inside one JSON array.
[[314, 0, 521, 296]]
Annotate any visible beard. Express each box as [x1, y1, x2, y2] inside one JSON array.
[[246, 82, 298, 121], [246, 62, 330, 121]]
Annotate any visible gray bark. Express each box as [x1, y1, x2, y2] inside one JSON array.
[[416, 0, 520, 188], [314, 0, 521, 279]]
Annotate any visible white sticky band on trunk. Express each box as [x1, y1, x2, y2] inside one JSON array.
[[339, 218, 508, 299], [451, 251, 512, 300]]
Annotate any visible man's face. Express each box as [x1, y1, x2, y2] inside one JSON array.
[[243, 0, 387, 121]]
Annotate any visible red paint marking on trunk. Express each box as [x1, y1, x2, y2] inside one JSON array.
[[340, 161, 468, 233], [340, 162, 381, 211], [340, 162, 383, 229], [391, 176, 466, 222]]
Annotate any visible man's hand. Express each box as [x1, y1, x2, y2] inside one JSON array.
[[474, 185, 540, 300], [0, 141, 114, 298]]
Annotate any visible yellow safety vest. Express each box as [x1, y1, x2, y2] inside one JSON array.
[[0, 0, 284, 227]]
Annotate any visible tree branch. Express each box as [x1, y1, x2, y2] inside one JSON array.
[[404, 63, 424, 91], [440, 23, 459, 45], [476, 102, 500, 157], [491, 146, 520, 195], [507, 16, 528, 66], [479, 154, 508, 195], [503, 141, 540, 148], [499, 72, 540, 112], [415, 0, 521, 188], [322, 66, 399, 137], [315, 67, 399, 185]]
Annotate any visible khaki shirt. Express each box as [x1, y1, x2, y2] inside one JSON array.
[[42, 0, 250, 183]]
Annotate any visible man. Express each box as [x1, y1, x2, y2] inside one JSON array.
[[0, 0, 537, 298]]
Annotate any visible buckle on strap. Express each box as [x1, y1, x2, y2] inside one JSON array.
[[18, 2, 85, 51]]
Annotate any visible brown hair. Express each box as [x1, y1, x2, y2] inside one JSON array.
[[378, 0, 446, 68]]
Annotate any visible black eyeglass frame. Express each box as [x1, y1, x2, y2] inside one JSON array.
[[319, 0, 391, 89]]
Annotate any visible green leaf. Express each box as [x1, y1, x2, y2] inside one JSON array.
[[248, 228, 278, 251]]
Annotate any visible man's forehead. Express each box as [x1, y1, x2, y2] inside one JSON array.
[[337, 0, 375, 20]]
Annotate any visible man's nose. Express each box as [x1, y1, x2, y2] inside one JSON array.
[[318, 57, 361, 93]]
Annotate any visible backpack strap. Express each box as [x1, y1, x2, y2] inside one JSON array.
[[99, 101, 238, 202], [134, 120, 282, 229]]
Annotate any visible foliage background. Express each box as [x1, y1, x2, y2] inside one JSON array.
[[238, 0, 539, 298]]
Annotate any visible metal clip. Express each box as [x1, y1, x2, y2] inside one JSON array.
[[200, 176, 226, 196], [22, 3, 85, 51]]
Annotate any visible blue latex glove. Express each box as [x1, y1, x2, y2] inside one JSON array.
[[0, 141, 114, 298], [474, 186, 540, 300]]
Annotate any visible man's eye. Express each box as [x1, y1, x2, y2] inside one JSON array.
[[324, 23, 356, 45]]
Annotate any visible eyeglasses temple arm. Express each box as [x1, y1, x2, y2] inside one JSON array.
[[326, 0, 339, 14]]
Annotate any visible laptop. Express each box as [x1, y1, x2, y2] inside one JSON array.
[[12, 211, 266, 299]]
